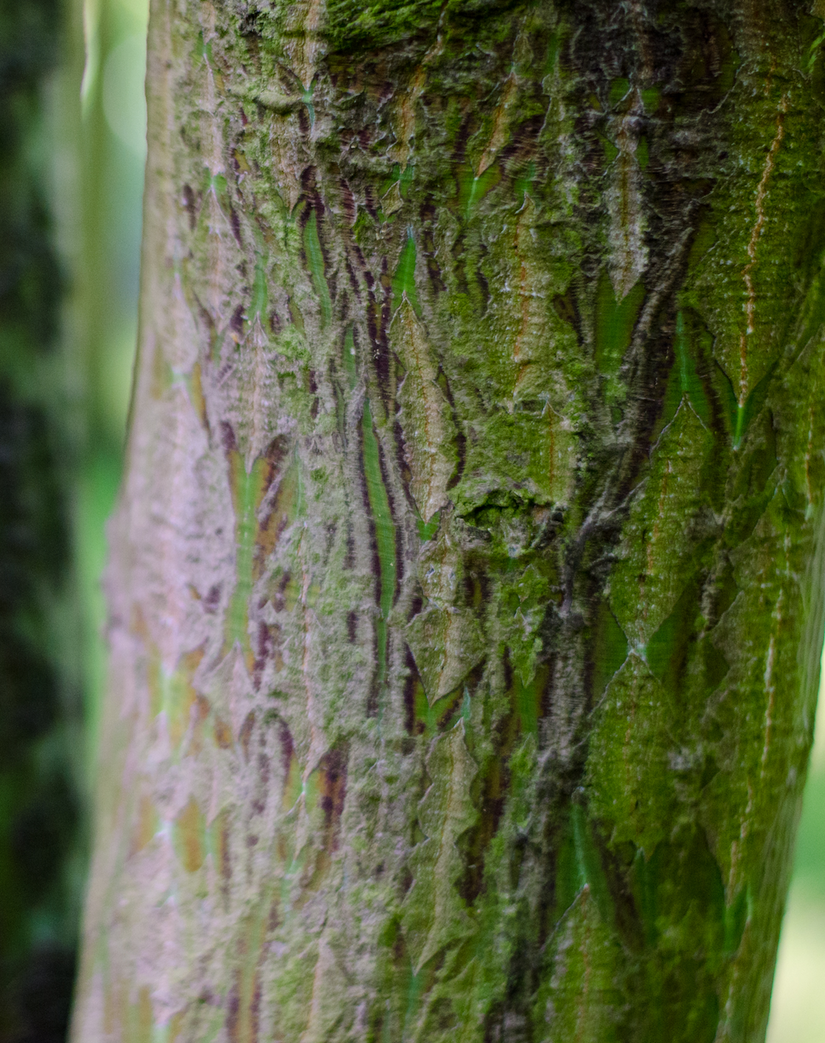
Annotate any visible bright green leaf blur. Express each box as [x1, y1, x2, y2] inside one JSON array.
[[76, 0, 147, 773]]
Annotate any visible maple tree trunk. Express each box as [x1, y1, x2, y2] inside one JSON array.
[[73, 2, 825, 1041]]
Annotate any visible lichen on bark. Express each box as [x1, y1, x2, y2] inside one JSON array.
[[73, 2, 825, 1041]]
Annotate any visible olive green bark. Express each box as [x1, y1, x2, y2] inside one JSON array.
[[0, 0, 81, 1038], [74, 2, 825, 1041]]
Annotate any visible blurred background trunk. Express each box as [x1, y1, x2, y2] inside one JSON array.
[[67, 1, 825, 1042]]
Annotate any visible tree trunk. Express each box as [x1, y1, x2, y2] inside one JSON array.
[[73, 2, 825, 1040]]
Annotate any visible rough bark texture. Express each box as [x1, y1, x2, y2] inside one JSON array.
[[74, 2, 825, 1041], [0, 0, 80, 1039]]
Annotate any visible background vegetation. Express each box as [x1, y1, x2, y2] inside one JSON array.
[[0, 0, 84, 1036]]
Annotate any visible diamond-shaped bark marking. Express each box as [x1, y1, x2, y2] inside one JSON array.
[[407, 606, 485, 705], [393, 300, 457, 522], [609, 403, 714, 647], [402, 721, 478, 972]]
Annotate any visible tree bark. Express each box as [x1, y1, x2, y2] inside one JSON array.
[[74, 2, 825, 1040]]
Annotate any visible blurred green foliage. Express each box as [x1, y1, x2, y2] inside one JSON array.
[[793, 757, 825, 891], [0, 0, 150, 1035], [75, 0, 147, 765], [0, 0, 81, 1038], [768, 712, 825, 1043]]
